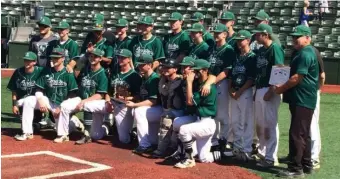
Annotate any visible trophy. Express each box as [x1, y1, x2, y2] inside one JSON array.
[[112, 80, 130, 104]]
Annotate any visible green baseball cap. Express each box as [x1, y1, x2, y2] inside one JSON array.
[[93, 13, 105, 22], [187, 23, 205, 32], [290, 25, 312, 37], [49, 48, 66, 58], [252, 24, 273, 34], [179, 56, 195, 66], [169, 12, 183, 21], [190, 12, 204, 22], [37, 16, 51, 27], [233, 30, 252, 40], [192, 59, 211, 70], [115, 18, 129, 27], [137, 16, 154, 25], [136, 54, 153, 65], [211, 23, 228, 33], [219, 11, 235, 21], [89, 48, 104, 57], [253, 10, 270, 21], [23, 51, 37, 61], [116, 49, 132, 58], [55, 21, 70, 29], [93, 22, 104, 31]]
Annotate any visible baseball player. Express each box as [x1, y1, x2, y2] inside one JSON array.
[[126, 54, 163, 154], [226, 30, 256, 161], [46, 21, 78, 73], [56, 48, 108, 144], [190, 12, 215, 51], [14, 48, 78, 141], [202, 23, 236, 151], [163, 12, 191, 62], [29, 16, 58, 67], [150, 59, 186, 159], [82, 49, 142, 144], [128, 16, 165, 70], [173, 59, 221, 169], [187, 23, 210, 60], [218, 11, 237, 47], [252, 24, 284, 167], [7, 52, 44, 127]]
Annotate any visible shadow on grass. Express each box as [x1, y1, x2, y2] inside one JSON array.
[[1, 112, 21, 124]]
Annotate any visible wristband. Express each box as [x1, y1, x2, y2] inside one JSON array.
[[12, 100, 17, 107]]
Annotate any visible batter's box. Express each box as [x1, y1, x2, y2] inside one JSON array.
[[1, 151, 111, 179]]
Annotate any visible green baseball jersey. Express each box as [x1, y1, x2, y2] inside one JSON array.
[[77, 66, 108, 99], [283, 45, 319, 109], [114, 36, 132, 53], [203, 30, 215, 51], [229, 51, 256, 90], [163, 30, 191, 59], [227, 33, 237, 48], [36, 68, 78, 105], [208, 43, 236, 76], [47, 38, 79, 66], [128, 35, 165, 66], [188, 41, 210, 60], [7, 66, 44, 99], [250, 34, 282, 53], [193, 82, 217, 117], [109, 69, 142, 98], [140, 72, 160, 101], [255, 42, 284, 88], [81, 38, 114, 59]]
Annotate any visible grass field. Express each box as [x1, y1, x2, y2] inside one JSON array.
[[1, 77, 340, 179]]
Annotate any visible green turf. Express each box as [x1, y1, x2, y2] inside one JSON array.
[[1, 78, 340, 179]]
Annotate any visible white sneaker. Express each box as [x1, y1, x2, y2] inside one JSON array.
[[174, 159, 196, 169], [54, 135, 69, 143], [71, 115, 84, 132], [14, 133, 33, 141]]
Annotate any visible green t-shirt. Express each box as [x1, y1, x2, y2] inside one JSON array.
[[47, 38, 79, 66], [188, 41, 210, 60], [229, 51, 256, 90], [193, 82, 217, 117], [163, 30, 191, 59], [140, 72, 160, 101], [109, 69, 142, 98], [203, 31, 215, 51], [283, 45, 319, 109], [129, 35, 165, 66], [208, 43, 235, 76], [255, 42, 284, 88], [77, 67, 108, 99], [7, 66, 44, 99], [36, 68, 78, 105]]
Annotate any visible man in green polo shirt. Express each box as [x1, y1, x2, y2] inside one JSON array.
[[219, 11, 237, 47], [275, 25, 319, 178], [190, 12, 215, 51], [128, 16, 165, 69], [163, 12, 191, 63], [187, 23, 210, 60]]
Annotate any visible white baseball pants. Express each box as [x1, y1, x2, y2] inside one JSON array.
[[254, 87, 281, 162], [134, 105, 163, 147], [311, 90, 321, 163], [178, 117, 216, 163], [212, 79, 230, 145], [230, 88, 254, 153], [173, 115, 198, 156]]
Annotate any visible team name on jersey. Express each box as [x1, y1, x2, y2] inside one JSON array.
[[256, 53, 268, 68], [81, 76, 97, 88], [232, 65, 246, 75], [167, 43, 179, 52], [46, 76, 67, 87], [134, 46, 154, 57], [16, 79, 35, 90], [209, 54, 223, 67]]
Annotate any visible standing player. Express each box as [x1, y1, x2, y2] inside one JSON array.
[[113, 18, 132, 73], [151, 59, 186, 158], [126, 54, 163, 154], [226, 30, 256, 161], [187, 23, 210, 60], [128, 16, 165, 70], [190, 12, 215, 51], [163, 12, 191, 63], [252, 24, 284, 167], [46, 21, 78, 72], [218, 11, 237, 47], [29, 16, 58, 67], [14, 48, 78, 141], [82, 49, 142, 144]]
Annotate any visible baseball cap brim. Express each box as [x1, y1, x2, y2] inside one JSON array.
[[233, 37, 247, 40], [115, 24, 128, 27], [252, 29, 264, 33], [192, 66, 208, 70], [211, 29, 225, 33], [179, 62, 194, 66], [137, 22, 153, 25], [252, 16, 266, 21], [187, 28, 203, 32], [116, 54, 131, 58], [290, 32, 305, 36], [23, 57, 35, 61], [37, 22, 51, 27], [168, 18, 181, 21], [49, 54, 63, 58], [55, 26, 69, 29]]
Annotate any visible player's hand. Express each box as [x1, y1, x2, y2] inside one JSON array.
[[234, 91, 241, 100], [53, 107, 61, 119], [12, 106, 20, 115], [66, 64, 74, 73], [263, 89, 273, 101], [38, 99, 48, 113], [125, 101, 136, 108], [273, 85, 284, 94], [186, 72, 195, 83], [201, 84, 211, 96], [105, 100, 114, 113]]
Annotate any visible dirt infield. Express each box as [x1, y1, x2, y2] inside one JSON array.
[[2, 68, 340, 94], [1, 129, 260, 179]]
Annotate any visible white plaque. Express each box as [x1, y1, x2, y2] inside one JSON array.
[[269, 66, 291, 85]]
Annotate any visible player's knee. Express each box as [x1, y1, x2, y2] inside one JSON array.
[[172, 117, 182, 131], [178, 125, 190, 138], [23, 96, 36, 107]]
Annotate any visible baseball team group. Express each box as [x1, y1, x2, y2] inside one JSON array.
[[7, 9, 325, 178]]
